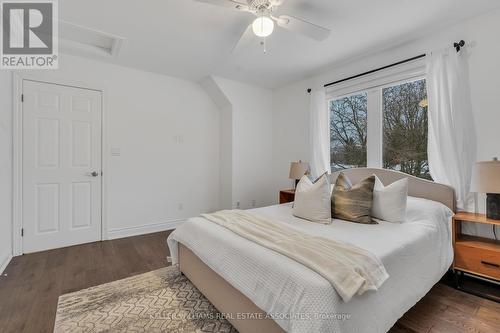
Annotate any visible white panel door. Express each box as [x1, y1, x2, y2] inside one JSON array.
[[22, 80, 102, 253]]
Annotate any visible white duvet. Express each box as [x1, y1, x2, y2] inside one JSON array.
[[167, 197, 453, 333]]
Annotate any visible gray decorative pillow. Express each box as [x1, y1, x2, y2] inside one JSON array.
[[331, 172, 376, 224]]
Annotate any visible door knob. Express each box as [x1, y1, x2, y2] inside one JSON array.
[[90, 171, 99, 177]]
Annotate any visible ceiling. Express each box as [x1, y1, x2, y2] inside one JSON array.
[[60, 0, 500, 88]]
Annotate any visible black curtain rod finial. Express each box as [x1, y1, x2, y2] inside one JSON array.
[[454, 40, 466, 52]]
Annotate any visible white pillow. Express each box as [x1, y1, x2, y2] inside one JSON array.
[[371, 175, 408, 223], [293, 174, 332, 224]]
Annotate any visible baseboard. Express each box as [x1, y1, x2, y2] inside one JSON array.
[[0, 250, 13, 275], [106, 218, 186, 240]]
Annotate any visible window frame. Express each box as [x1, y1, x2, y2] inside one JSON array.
[[327, 58, 426, 170]]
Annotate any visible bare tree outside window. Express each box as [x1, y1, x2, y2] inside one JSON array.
[[383, 79, 430, 179], [330, 93, 367, 171], [329, 79, 430, 179]]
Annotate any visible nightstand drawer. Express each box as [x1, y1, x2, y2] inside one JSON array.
[[455, 243, 500, 280]]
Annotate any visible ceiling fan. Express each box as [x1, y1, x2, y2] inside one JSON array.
[[193, 0, 331, 53]]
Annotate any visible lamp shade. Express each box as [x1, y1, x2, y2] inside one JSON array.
[[470, 160, 500, 194], [289, 161, 309, 180]]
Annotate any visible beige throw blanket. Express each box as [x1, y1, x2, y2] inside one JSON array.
[[201, 210, 389, 302]]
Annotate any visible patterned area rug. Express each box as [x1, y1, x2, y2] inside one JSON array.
[[54, 266, 238, 332]]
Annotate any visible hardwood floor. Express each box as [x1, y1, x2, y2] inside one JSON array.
[[0, 232, 171, 333], [0, 231, 499, 333]]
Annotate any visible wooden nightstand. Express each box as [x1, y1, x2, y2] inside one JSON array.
[[279, 189, 295, 204], [452, 212, 500, 300]]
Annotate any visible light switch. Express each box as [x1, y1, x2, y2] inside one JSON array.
[[110, 148, 121, 156], [173, 135, 184, 144]]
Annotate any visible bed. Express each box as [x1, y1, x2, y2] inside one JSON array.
[[167, 168, 455, 333]]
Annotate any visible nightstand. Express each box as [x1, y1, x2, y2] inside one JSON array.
[[279, 189, 295, 204], [452, 212, 500, 301]]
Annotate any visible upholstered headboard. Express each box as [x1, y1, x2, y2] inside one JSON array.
[[331, 168, 456, 212]]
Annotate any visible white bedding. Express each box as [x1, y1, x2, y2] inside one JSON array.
[[167, 197, 453, 333]]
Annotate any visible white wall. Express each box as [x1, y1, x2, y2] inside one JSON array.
[[2, 54, 222, 255], [0, 70, 13, 271], [1, 52, 276, 263], [200, 77, 233, 210], [209, 76, 275, 209], [273, 9, 500, 236]]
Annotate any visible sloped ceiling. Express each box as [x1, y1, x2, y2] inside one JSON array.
[[60, 0, 500, 88]]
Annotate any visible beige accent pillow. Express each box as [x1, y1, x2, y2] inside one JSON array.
[[331, 172, 376, 224], [372, 175, 408, 223], [293, 174, 332, 224]]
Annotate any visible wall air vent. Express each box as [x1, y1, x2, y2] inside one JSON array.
[[59, 21, 124, 58]]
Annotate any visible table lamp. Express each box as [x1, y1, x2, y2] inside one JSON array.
[[470, 158, 500, 220], [289, 161, 309, 188]]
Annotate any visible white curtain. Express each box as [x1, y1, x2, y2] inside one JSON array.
[[426, 47, 477, 210], [309, 88, 331, 178]]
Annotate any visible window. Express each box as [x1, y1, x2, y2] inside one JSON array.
[[383, 79, 430, 179], [326, 59, 430, 179], [330, 93, 367, 172]]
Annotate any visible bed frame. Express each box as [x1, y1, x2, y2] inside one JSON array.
[[178, 168, 456, 333]]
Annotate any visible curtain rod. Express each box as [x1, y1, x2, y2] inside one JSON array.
[[304, 39, 465, 93], [323, 54, 426, 88]]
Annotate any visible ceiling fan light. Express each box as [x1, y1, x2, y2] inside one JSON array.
[[252, 16, 274, 37]]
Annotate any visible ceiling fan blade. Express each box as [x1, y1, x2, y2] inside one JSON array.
[[232, 24, 256, 54], [193, 0, 250, 12], [276, 15, 330, 41]]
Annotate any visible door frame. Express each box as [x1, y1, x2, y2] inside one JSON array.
[[12, 73, 108, 256]]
